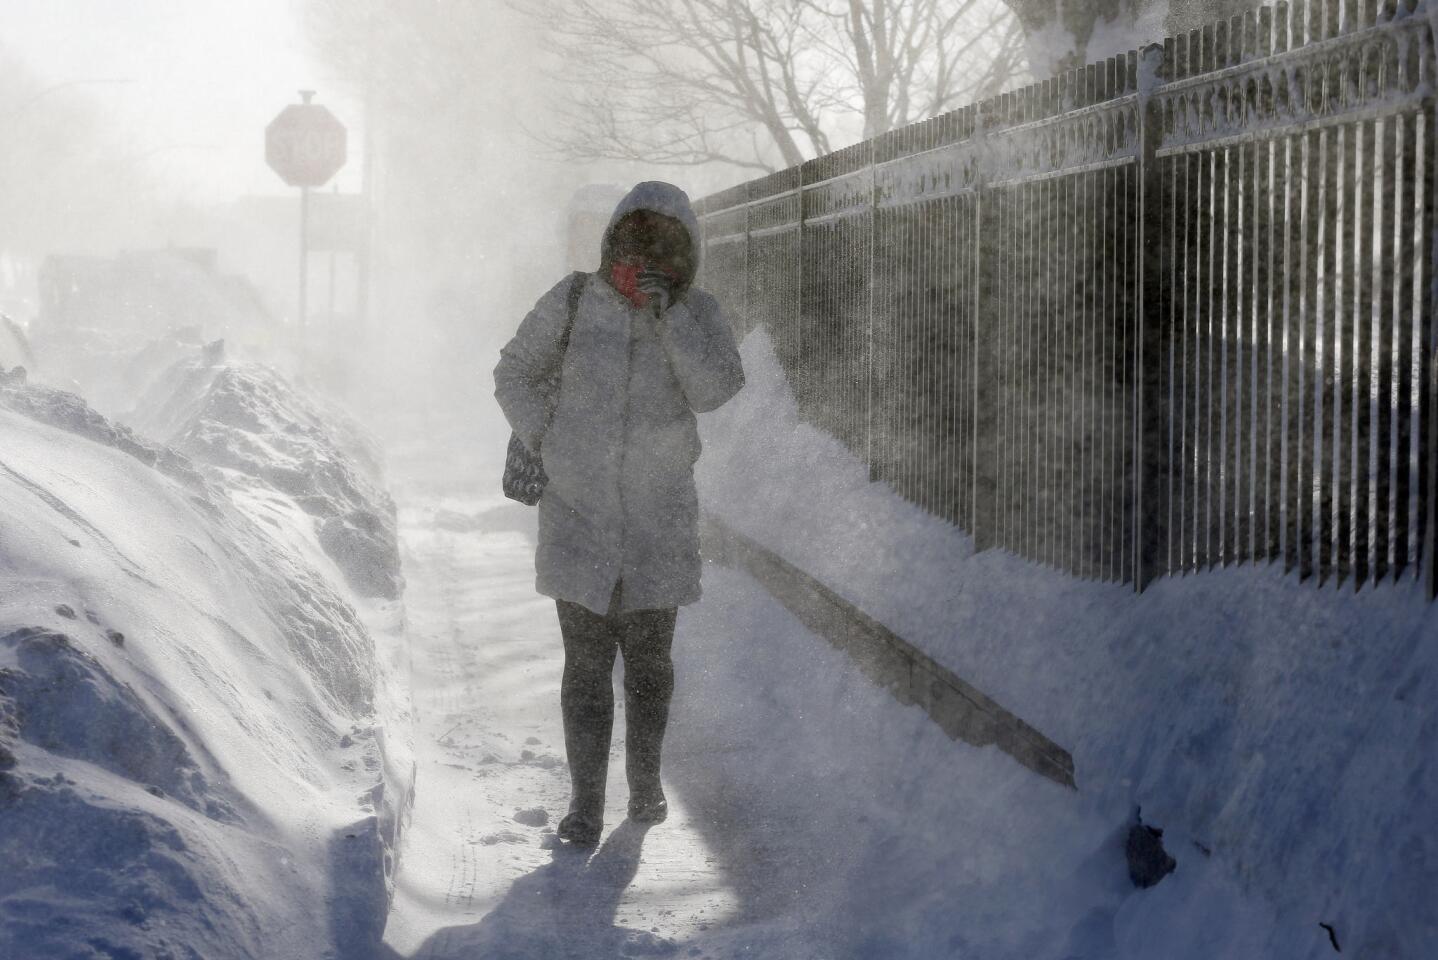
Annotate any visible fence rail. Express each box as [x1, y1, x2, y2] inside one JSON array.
[[696, 0, 1438, 599]]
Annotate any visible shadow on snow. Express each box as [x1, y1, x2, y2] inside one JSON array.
[[382, 820, 676, 960]]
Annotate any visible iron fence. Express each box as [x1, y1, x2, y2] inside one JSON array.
[[695, 0, 1438, 598]]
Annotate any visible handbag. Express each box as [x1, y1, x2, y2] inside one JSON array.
[[503, 273, 587, 505]]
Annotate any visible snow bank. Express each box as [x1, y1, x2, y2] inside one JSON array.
[[0, 362, 412, 958], [672, 567, 1283, 959], [130, 352, 403, 601], [695, 328, 1438, 958]]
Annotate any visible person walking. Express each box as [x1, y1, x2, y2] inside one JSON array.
[[493, 181, 745, 845]]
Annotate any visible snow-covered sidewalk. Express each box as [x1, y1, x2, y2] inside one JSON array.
[[378, 480, 1293, 959], [380, 495, 738, 958]]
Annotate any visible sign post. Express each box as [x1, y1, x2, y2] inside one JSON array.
[[299, 173, 309, 349], [265, 90, 347, 365]]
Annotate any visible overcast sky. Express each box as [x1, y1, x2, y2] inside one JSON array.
[[6, 0, 364, 203]]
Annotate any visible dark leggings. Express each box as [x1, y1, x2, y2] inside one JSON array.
[[556, 584, 677, 817]]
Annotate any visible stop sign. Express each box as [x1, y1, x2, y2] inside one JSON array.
[[266, 97, 347, 188]]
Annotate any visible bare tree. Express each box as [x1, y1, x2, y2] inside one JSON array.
[[528, 0, 1025, 172], [999, 0, 1254, 76], [817, 0, 1025, 137]]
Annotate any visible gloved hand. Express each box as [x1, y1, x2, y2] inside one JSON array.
[[637, 268, 678, 317]]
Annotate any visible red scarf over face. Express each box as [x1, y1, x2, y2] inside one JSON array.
[[609, 259, 683, 310], [610, 260, 648, 308]]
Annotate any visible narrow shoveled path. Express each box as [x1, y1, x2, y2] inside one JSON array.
[[380, 494, 738, 959]]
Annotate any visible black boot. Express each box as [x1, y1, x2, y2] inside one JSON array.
[[627, 789, 668, 824], [557, 803, 604, 845]]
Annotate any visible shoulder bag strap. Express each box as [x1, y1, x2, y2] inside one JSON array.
[[557, 271, 587, 358], [542, 272, 587, 419]]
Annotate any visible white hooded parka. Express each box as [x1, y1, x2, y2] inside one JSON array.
[[493, 182, 745, 615]]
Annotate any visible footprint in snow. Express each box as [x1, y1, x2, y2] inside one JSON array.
[[479, 831, 528, 846], [519, 750, 563, 770], [513, 807, 548, 827]]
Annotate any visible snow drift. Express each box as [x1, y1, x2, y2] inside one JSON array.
[[0, 355, 412, 959], [695, 328, 1438, 959], [130, 350, 404, 602]]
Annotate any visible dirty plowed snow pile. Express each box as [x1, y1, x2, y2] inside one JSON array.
[[0, 365, 412, 959]]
